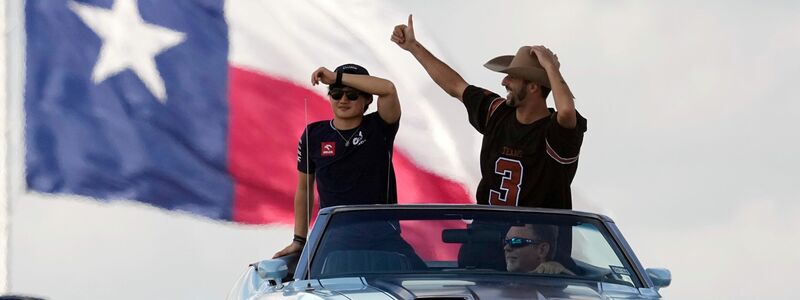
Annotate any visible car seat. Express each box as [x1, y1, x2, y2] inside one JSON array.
[[320, 250, 413, 275]]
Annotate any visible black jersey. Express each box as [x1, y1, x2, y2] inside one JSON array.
[[463, 85, 587, 209], [297, 112, 399, 208]]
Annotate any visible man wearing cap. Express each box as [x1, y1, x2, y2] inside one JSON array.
[[391, 15, 587, 209], [273, 64, 404, 258]]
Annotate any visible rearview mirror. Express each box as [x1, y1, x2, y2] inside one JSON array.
[[252, 259, 289, 286], [646, 268, 671, 290]]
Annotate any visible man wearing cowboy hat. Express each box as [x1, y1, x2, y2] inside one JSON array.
[[391, 15, 587, 209]]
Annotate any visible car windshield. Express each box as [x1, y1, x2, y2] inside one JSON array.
[[308, 208, 641, 288]]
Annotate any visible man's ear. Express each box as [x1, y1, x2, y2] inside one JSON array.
[[527, 82, 540, 96], [537, 242, 551, 259]]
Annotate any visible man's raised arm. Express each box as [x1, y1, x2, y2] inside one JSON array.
[[391, 15, 469, 102], [311, 67, 401, 124], [531, 46, 577, 129]]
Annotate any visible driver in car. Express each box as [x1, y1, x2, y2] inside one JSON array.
[[504, 224, 575, 275]]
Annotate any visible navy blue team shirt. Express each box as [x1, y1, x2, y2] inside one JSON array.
[[297, 112, 399, 208]]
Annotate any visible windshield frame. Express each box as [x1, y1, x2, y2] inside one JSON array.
[[294, 205, 647, 288]]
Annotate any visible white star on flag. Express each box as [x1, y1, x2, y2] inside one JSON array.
[[68, 0, 186, 102]]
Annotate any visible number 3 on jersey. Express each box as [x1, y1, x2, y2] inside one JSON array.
[[489, 158, 523, 206]]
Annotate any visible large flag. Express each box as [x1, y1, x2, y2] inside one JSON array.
[[24, 0, 479, 225]]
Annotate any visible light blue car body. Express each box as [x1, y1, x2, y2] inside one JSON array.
[[228, 205, 671, 300]]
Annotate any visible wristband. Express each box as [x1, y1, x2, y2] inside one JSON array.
[[334, 70, 343, 86], [293, 234, 307, 245]]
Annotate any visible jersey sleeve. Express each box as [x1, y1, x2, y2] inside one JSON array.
[[297, 128, 315, 174], [545, 110, 588, 165], [370, 112, 400, 140], [462, 85, 504, 134]]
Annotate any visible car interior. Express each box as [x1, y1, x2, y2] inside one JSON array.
[[285, 211, 641, 289]]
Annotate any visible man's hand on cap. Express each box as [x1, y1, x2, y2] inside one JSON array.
[[530, 45, 560, 71], [311, 67, 336, 86]]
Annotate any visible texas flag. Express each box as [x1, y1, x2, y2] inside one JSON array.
[[25, 0, 479, 225]]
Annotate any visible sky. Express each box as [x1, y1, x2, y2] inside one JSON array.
[[399, 1, 800, 297], [4, 0, 800, 299]]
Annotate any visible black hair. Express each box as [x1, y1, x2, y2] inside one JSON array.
[[540, 86, 552, 99], [528, 224, 558, 260], [523, 80, 551, 99], [363, 93, 373, 112]]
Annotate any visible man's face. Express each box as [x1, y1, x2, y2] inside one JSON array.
[[328, 87, 367, 119], [501, 75, 529, 107], [504, 225, 548, 273]]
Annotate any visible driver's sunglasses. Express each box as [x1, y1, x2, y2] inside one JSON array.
[[504, 237, 541, 248], [328, 88, 361, 101]]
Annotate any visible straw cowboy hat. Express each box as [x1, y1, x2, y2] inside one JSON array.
[[484, 46, 551, 89]]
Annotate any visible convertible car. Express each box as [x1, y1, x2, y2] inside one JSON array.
[[228, 205, 671, 299]]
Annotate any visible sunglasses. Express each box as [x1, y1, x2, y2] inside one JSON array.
[[504, 237, 541, 248], [328, 88, 362, 101]]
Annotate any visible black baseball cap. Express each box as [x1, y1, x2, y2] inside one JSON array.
[[329, 63, 369, 89]]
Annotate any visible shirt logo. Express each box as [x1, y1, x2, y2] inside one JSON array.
[[501, 146, 523, 158], [351, 131, 366, 146], [321, 142, 336, 156]]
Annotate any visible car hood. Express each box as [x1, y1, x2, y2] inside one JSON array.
[[283, 275, 658, 300]]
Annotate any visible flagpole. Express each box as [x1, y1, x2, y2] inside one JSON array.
[[1, 0, 11, 293]]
